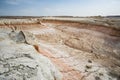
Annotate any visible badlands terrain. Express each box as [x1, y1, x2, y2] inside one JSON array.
[[0, 16, 120, 80]]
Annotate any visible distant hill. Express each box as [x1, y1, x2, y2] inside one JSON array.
[[0, 16, 43, 19], [106, 15, 120, 18]]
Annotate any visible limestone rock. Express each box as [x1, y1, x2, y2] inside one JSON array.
[[0, 29, 62, 80]]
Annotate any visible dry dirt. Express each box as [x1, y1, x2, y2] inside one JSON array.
[[0, 17, 120, 80]]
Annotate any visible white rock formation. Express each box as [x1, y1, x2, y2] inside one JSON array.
[[0, 29, 62, 80]]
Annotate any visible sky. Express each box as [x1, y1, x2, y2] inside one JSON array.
[[0, 0, 120, 16]]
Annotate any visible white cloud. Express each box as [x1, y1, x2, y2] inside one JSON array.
[[3, 0, 120, 16], [43, 0, 120, 16], [5, 0, 34, 5], [5, 0, 19, 5]]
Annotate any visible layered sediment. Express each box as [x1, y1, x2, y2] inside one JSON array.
[[0, 17, 120, 80]]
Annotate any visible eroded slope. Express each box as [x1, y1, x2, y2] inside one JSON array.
[[0, 17, 120, 80]]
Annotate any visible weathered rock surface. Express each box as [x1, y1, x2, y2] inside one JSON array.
[[0, 17, 120, 80], [0, 29, 62, 80]]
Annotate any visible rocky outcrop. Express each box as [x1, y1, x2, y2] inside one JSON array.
[[0, 29, 62, 80], [0, 19, 41, 25], [0, 17, 120, 80]]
